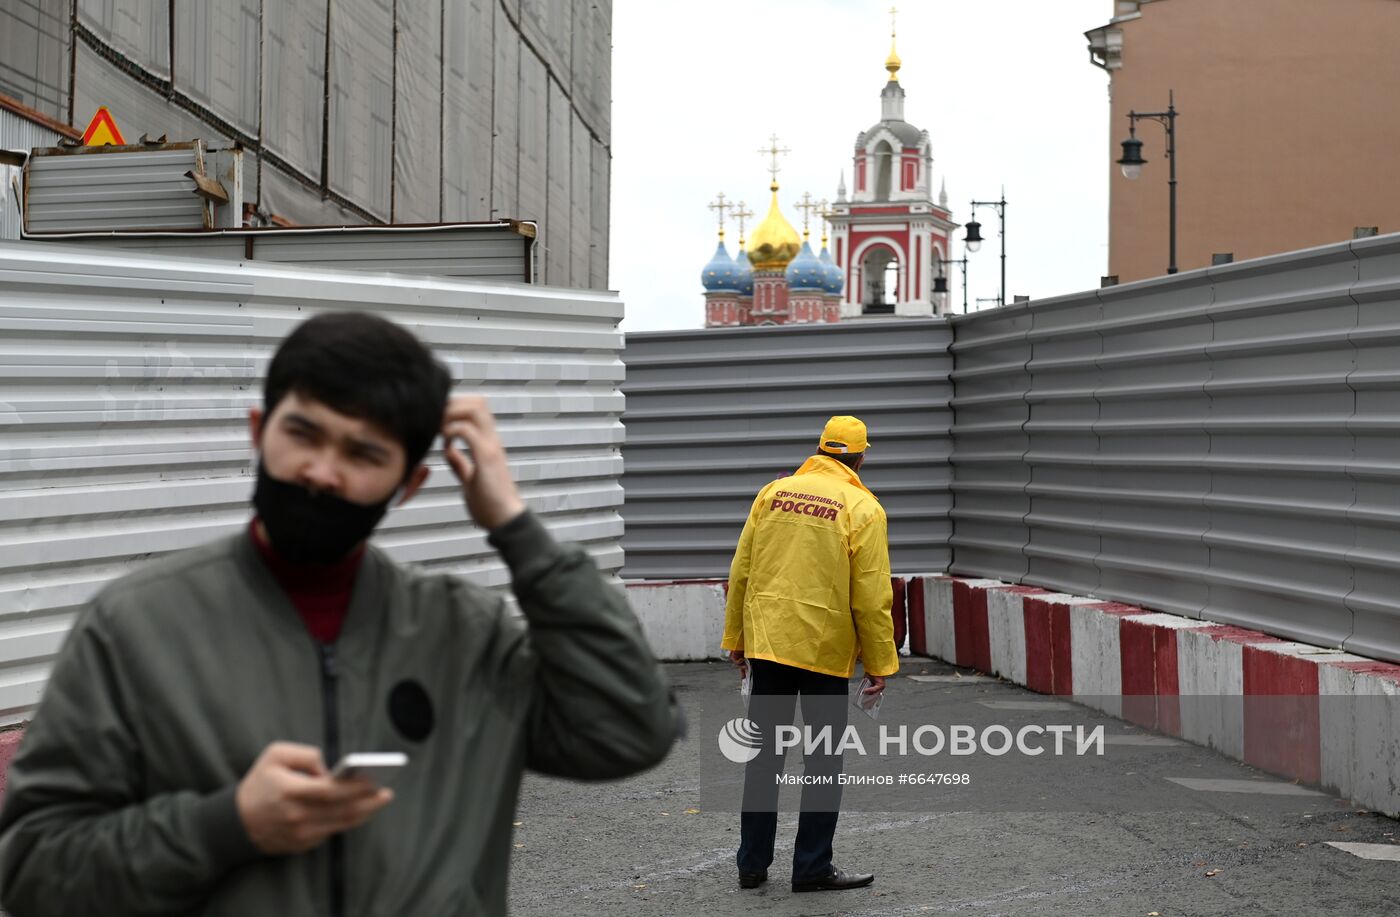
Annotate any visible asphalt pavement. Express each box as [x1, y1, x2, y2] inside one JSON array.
[[507, 659, 1400, 917]]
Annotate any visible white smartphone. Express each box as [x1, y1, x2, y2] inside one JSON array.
[[330, 752, 409, 784]]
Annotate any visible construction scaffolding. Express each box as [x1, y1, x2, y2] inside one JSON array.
[[0, 0, 611, 289]]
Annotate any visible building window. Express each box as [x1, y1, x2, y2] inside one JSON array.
[[860, 245, 898, 315], [874, 141, 893, 200]]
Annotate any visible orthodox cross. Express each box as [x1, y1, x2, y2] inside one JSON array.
[[795, 192, 819, 238], [816, 198, 833, 241], [758, 134, 790, 185], [707, 192, 732, 239], [733, 202, 754, 244]]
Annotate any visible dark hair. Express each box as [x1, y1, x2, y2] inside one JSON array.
[[817, 451, 864, 470], [264, 312, 451, 474]]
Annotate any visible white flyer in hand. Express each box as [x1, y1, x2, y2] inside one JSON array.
[[853, 675, 883, 720]]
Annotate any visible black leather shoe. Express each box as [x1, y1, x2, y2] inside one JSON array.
[[738, 870, 767, 889], [791, 866, 874, 892]]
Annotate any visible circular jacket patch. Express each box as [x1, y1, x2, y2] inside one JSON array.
[[388, 680, 435, 742]]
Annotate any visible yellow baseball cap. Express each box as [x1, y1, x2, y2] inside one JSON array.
[[818, 415, 869, 454]]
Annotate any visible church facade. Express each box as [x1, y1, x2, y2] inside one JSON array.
[[703, 22, 960, 327]]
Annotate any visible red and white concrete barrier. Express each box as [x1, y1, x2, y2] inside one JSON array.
[[625, 575, 921, 662], [917, 576, 1400, 817], [890, 578, 908, 652]]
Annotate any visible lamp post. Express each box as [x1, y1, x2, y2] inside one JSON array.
[[1117, 90, 1179, 274], [933, 255, 968, 314], [964, 191, 1007, 307]]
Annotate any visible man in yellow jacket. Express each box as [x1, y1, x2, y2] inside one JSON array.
[[721, 415, 898, 894]]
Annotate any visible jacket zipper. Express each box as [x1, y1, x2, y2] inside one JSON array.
[[319, 642, 346, 917]]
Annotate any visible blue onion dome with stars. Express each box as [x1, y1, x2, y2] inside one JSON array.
[[734, 247, 755, 296], [785, 240, 826, 291], [700, 239, 741, 292], [818, 243, 844, 295]]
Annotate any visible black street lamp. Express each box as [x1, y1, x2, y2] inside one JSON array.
[[965, 192, 1007, 307], [934, 255, 968, 314], [1118, 90, 1179, 274]]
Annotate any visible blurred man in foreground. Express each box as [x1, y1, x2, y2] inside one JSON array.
[[0, 311, 676, 916]]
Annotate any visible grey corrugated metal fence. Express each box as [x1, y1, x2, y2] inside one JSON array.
[[949, 235, 1400, 663], [621, 319, 954, 579], [0, 109, 64, 242], [0, 240, 625, 725], [23, 145, 211, 233], [26, 223, 536, 284]]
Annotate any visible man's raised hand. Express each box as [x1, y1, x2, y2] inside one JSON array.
[[442, 395, 528, 531]]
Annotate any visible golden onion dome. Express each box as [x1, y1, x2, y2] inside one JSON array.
[[747, 183, 801, 271]]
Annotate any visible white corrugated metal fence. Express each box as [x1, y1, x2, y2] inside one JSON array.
[[0, 239, 625, 725]]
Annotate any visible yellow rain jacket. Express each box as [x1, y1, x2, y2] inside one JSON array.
[[721, 454, 898, 679]]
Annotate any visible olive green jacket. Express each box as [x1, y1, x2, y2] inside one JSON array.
[[0, 511, 675, 916]]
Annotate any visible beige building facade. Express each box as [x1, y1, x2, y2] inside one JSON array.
[[1087, 0, 1400, 283]]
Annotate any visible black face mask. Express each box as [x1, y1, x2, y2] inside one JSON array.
[[252, 459, 397, 565]]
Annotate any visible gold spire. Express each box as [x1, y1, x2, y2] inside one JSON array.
[[886, 5, 901, 81], [748, 187, 801, 271], [733, 202, 754, 246], [817, 198, 832, 246], [707, 192, 732, 241]]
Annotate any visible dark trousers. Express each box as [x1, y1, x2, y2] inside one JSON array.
[[736, 658, 849, 881]]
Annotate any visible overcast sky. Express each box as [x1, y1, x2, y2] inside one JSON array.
[[610, 0, 1115, 331]]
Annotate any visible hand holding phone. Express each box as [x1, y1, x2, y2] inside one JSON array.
[[237, 742, 396, 855], [330, 752, 409, 785]]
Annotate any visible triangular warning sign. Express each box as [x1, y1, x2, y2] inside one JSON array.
[[81, 107, 126, 146]]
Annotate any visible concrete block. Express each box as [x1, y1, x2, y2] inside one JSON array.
[[1176, 625, 1246, 760], [907, 576, 928, 656], [1320, 660, 1400, 817], [1021, 594, 1098, 697], [986, 587, 1029, 685], [1242, 641, 1325, 784], [1070, 602, 1140, 718], [891, 577, 908, 651], [925, 576, 974, 663], [625, 582, 728, 661]]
